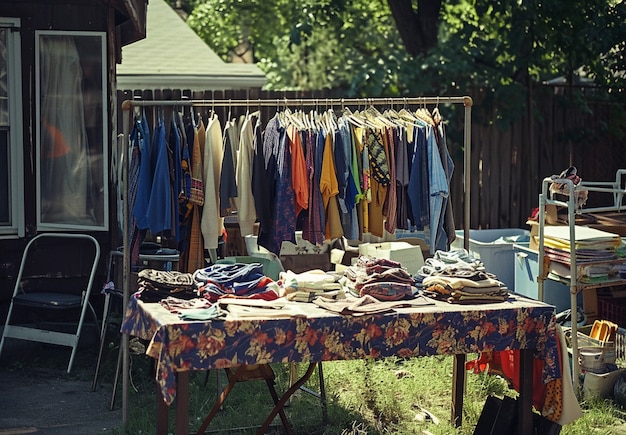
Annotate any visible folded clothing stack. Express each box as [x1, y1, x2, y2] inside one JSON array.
[[421, 268, 508, 304], [279, 269, 344, 302], [339, 256, 417, 301], [193, 263, 280, 302], [136, 269, 197, 302]]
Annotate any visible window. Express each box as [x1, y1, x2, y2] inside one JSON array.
[[35, 31, 108, 230], [0, 19, 24, 237]]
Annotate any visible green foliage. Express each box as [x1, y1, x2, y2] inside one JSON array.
[[186, 0, 407, 93], [182, 0, 624, 124]]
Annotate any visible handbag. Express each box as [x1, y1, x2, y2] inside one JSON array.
[[473, 395, 562, 435]]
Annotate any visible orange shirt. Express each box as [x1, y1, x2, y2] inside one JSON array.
[[288, 125, 309, 217], [319, 132, 343, 239], [320, 132, 339, 208]]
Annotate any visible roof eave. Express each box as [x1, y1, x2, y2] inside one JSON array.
[[116, 74, 267, 91], [112, 0, 148, 46]]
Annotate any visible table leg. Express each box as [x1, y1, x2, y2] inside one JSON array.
[[196, 369, 242, 434], [257, 362, 318, 435], [156, 381, 169, 435], [451, 354, 465, 428], [518, 349, 533, 435], [318, 363, 328, 424], [176, 371, 190, 435], [156, 371, 191, 435]]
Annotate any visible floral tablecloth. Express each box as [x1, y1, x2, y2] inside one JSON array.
[[121, 293, 560, 406]]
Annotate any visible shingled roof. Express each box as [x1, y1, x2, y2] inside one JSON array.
[[116, 0, 266, 90]]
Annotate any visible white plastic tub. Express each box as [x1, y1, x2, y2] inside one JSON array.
[[451, 229, 530, 291]]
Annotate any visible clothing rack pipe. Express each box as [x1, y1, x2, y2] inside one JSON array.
[[119, 95, 473, 429]]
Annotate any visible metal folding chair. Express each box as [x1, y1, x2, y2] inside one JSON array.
[[0, 233, 101, 373]]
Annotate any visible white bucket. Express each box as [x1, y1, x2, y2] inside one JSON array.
[[579, 346, 617, 374]]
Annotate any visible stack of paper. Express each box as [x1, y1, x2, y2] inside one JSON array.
[[542, 226, 622, 282], [548, 261, 614, 283], [543, 225, 622, 251]]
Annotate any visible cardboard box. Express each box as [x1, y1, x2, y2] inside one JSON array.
[[583, 288, 599, 322], [358, 241, 424, 275], [280, 253, 332, 274]]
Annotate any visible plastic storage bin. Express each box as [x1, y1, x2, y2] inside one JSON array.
[[451, 228, 530, 291], [513, 243, 581, 313]]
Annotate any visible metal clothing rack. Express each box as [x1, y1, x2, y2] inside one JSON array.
[[119, 95, 473, 428]]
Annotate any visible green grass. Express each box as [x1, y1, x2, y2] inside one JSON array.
[[100, 339, 626, 435], [4, 331, 626, 434]]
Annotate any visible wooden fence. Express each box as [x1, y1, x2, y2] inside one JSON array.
[[118, 86, 626, 231]]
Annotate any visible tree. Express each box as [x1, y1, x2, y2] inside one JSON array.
[[185, 0, 408, 92], [182, 0, 625, 108], [386, 0, 442, 57]]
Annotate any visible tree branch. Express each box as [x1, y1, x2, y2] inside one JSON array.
[[387, 0, 442, 57]]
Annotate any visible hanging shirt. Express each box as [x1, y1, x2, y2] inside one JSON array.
[[383, 126, 398, 235], [366, 128, 388, 238], [177, 116, 193, 255], [201, 114, 224, 251], [338, 118, 359, 240], [352, 126, 369, 236], [434, 119, 456, 250], [426, 125, 449, 253], [301, 130, 325, 246], [288, 124, 309, 219], [128, 113, 149, 264], [256, 114, 280, 253], [145, 118, 173, 235], [251, 118, 271, 243], [132, 113, 153, 230], [235, 115, 257, 237], [395, 126, 410, 230], [219, 121, 238, 217], [407, 125, 430, 231], [270, 123, 297, 254], [169, 115, 182, 241], [320, 131, 342, 240]]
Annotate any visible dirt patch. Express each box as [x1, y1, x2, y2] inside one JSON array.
[[0, 339, 123, 434]]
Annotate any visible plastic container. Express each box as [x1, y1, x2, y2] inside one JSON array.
[[579, 346, 616, 374], [583, 368, 626, 399], [451, 229, 530, 291], [565, 325, 616, 350], [564, 324, 625, 373], [513, 243, 582, 313], [359, 241, 425, 275]]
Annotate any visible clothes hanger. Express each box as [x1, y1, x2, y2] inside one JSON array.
[[363, 107, 390, 129], [431, 96, 442, 125], [132, 94, 142, 119], [208, 90, 215, 120], [414, 101, 435, 126], [182, 96, 196, 128], [341, 107, 366, 129], [355, 108, 380, 130], [382, 98, 410, 128]]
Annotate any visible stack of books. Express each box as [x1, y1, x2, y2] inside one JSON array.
[[543, 225, 624, 283]]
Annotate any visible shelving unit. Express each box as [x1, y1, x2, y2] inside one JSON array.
[[538, 173, 626, 387]]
